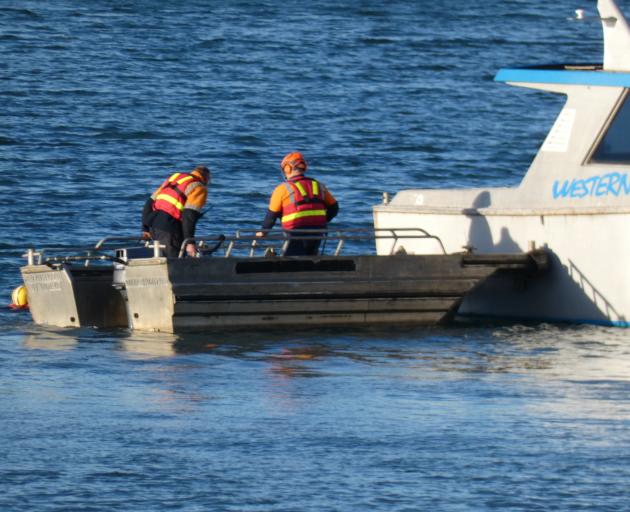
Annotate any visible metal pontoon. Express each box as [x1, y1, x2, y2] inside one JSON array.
[[20, 229, 548, 332]]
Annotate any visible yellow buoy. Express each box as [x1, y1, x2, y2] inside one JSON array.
[[10, 284, 28, 309]]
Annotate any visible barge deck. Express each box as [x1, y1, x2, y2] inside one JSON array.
[[20, 229, 548, 332]]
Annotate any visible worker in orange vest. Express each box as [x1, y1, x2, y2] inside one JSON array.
[[256, 152, 338, 256], [142, 165, 211, 257]]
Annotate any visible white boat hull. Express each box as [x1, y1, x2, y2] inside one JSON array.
[[374, 205, 629, 326]]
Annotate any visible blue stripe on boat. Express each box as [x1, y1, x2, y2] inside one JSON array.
[[495, 67, 630, 87]]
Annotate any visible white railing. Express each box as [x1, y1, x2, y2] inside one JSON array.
[[22, 228, 447, 266], [181, 228, 447, 258]]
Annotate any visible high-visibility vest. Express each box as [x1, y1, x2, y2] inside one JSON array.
[[153, 173, 203, 221], [281, 177, 328, 230]]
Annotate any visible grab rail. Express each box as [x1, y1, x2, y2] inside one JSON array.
[[23, 228, 447, 264], [182, 227, 447, 258], [93, 236, 149, 250], [24, 236, 151, 266], [43, 254, 128, 268]]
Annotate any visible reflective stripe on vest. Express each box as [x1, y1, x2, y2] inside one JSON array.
[[281, 177, 327, 230], [282, 209, 327, 223], [153, 173, 200, 221]]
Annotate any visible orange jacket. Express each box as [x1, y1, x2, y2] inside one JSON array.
[[269, 176, 337, 230]]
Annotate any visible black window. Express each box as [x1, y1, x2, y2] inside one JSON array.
[[592, 92, 630, 163]]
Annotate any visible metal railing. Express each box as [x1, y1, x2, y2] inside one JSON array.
[[22, 228, 446, 265], [181, 227, 446, 258], [23, 236, 150, 266]]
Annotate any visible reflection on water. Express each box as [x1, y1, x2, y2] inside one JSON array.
[[496, 323, 630, 379], [117, 331, 180, 358], [17, 323, 630, 380], [266, 345, 337, 378], [15, 322, 630, 421], [5, 321, 630, 512], [22, 331, 79, 352]]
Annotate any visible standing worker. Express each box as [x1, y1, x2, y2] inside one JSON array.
[[256, 152, 338, 256], [142, 165, 211, 257]]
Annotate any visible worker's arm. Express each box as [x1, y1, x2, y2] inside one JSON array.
[[182, 209, 201, 240], [257, 185, 285, 237], [142, 198, 155, 233], [260, 210, 281, 231], [323, 188, 338, 222], [326, 201, 339, 222], [182, 185, 208, 240]]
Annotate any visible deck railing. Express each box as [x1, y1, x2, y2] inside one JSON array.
[[182, 228, 446, 258], [23, 228, 447, 266], [24, 236, 148, 266]]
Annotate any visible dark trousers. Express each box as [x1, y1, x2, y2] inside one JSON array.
[[284, 228, 324, 256], [285, 238, 321, 256], [149, 227, 183, 258]]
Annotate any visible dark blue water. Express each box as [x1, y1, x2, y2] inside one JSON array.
[[2, 1, 630, 510]]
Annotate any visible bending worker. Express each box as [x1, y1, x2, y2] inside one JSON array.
[[256, 151, 338, 256], [142, 165, 211, 257]]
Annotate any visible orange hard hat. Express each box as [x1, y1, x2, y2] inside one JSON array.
[[280, 152, 307, 174]]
